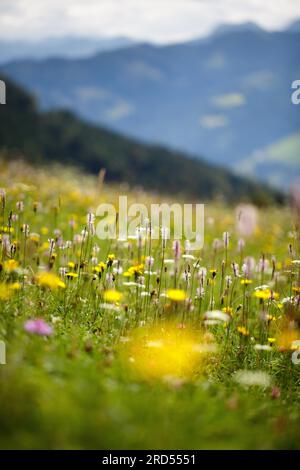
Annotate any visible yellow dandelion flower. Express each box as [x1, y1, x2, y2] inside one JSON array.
[[41, 227, 49, 235], [107, 254, 115, 262], [166, 289, 187, 302], [254, 289, 279, 300], [10, 282, 21, 290], [240, 279, 253, 285], [268, 337, 276, 344], [278, 329, 300, 351], [1, 226, 14, 234], [266, 314, 276, 321], [29, 233, 40, 243], [222, 306, 233, 315], [3, 259, 19, 272], [36, 272, 66, 290], [66, 272, 78, 279], [68, 261, 75, 269], [237, 326, 249, 336], [98, 262, 106, 271], [0, 283, 12, 300], [127, 264, 144, 276], [103, 290, 123, 303], [38, 242, 49, 252]]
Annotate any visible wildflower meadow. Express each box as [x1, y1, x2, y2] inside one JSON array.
[[0, 158, 300, 450]]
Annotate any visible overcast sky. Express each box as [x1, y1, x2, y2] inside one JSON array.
[[1, 0, 300, 43]]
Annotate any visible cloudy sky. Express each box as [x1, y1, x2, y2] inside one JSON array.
[[1, 0, 300, 43]]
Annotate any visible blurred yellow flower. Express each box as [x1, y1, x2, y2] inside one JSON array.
[[222, 306, 233, 315], [103, 290, 123, 303], [66, 272, 78, 279], [254, 289, 279, 300], [0, 283, 12, 300], [38, 242, 50, 252], [124, 264, 144, 277], [237, 326, 249, 336], [1, 226, 14, 234], [29, 233, 40, 243], [278, 329, 300, 351], [167, 289, 187, 302], [3, 259, 19, 272], [240, 279, 253, 285], [36, 272, 66, 290], [98, 262, 106, 271]]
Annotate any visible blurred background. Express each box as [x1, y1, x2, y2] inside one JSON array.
[[0, 0, 300, 199]]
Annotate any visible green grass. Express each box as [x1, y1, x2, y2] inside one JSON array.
[[0, 158, 300, 449]]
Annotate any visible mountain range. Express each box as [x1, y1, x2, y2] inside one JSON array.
[[1, 22, 300, 188], [0, 36, 136, 63], [0, 77, 282, 205]]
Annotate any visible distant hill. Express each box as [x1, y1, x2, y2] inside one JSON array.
[[287, 20, 300, 33], [237, 132, 300, 189], [211, 22, 265, 37], [0, 36, 137, 64], [1, 27, 299, 189], [0, 78, 282, 205]]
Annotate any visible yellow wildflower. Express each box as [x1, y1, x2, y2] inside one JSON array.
[[3, 259, 19, 272], [166, 289, 187, 302], [268, 338, 276, 344], [66, 272, 78, 279], [38, 242, 49, 252], [36, 272, 66, 290], [278, 329, 300, 351], [254, 289, 279, 300], [222, 306, 233, 315], [126, 264, 144, 277], [0, 283, 12, 300], [240, 279, 253, 285], [1, 226, 14, 234], [103, 290, 123, 303], [266, 314, 276, 322], [98, 262, 106, 271], [237, 326, 249, 336], [29, 233, 40, 243]]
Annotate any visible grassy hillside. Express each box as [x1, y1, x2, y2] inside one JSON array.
[[0, 77, 282, 204]]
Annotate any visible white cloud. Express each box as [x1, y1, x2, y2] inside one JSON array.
[[0, 0, 300, 42]]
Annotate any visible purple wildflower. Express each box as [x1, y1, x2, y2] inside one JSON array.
[[24, 319, 53, 336]]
